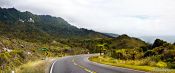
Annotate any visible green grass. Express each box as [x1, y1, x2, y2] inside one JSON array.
[[15, 58, 57, 73], [89, 56, 175, 73]]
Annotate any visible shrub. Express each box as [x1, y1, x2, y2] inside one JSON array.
[[148, 61, 157, 67], [152, 39, 166, 48], [150, 55, 162, 62], [156, 61, 167, 68], [153, 47, 164, 54], [167, 63, 175, 69], [16, 51, 26, 59], [144, 50, 156, 57], [164, 50, 175, 62], [141, 58, 152, 65]]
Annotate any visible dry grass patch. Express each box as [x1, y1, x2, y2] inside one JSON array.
[[15, 58, 56, 73]]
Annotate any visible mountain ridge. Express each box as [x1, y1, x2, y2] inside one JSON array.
[[0, 8, 108, 42]]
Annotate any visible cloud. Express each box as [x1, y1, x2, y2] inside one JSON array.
[[0, 0, 12, 7], [1, 0, 175, 37]]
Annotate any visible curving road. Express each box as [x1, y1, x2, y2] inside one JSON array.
[[50, 54, 148, 73]]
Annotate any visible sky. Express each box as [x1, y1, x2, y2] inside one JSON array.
[[1, 0, 175, 37]]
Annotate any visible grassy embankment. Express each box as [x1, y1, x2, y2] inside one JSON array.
[[15, 58, 57, 73], [89, 56, 175, 73]]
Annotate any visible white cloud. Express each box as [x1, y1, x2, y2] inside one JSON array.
[[1, 0, 175, 37]]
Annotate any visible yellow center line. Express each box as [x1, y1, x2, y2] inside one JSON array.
[[72, 58, 96, 73]]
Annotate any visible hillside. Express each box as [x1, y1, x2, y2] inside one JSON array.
[[62, 34, 148, 53], [0, 7, 107, 42], [0, 36, 63, 72], [102, 33, 119, 38], [110, 34, 147, 49], [0, 35, 89, 72]]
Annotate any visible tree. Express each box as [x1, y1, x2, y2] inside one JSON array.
[[152, 39, 166, 49], [96, 43, 107, 55], [144, 50, 156, 57], [173, 42, 175, 45]]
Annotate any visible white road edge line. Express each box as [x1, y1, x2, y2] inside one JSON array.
[[49, 60, 57, 73]]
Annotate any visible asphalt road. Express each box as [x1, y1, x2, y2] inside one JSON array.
[[50, 54, 148, 73]]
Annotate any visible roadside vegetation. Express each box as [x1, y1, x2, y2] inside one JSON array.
[[63, 35, 175, 72], [0, 36, 87, 72], [15, 58, 56, 73], [88, 35, 175, 73], [90, 56, 175, 73]]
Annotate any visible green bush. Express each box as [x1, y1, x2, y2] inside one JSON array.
[[150, 55, 162, 62], [148, 61, 157, 67], [156, 61, 167, 68], [144, 50, 156, 57], [167, 63, 175, 69]]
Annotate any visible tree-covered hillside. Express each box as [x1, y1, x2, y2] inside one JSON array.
[[61, 34, 148, 53], [0, 7, 107, 43], [110, 34, 147, 49]]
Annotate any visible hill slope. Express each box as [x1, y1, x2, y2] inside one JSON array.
[[102, 33, 119, 38], [0, 8, 107, 42], [110, 34, 147, 49], [62, 34, 148, 53]]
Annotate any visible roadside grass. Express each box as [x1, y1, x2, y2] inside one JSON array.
[[15, 58, 57, 73], [89, 56, 175, 73]]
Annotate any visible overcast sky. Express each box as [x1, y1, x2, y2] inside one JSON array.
[[1, 0, 175, 37]]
